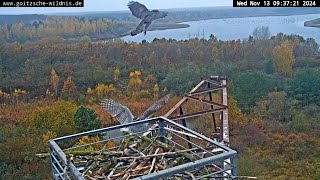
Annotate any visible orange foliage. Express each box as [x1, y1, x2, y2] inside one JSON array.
[[0, 101, 53, 122], [62, 76, 77, 94]]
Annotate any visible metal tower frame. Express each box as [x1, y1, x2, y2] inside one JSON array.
[[164, 76, 230, 146]]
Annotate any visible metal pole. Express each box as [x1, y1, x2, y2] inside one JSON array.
[[231, 156, 238, 178], [49, 146, 57, 179], [221, 79, 229, 145], [207, 82, 217, 131], [159, 118, 165, 143], [179, 107, 192, 149]]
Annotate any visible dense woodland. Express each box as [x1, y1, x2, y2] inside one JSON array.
[[0, 18, 320, 179]]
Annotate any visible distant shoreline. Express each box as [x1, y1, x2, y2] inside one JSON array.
[[304, 18, 320, 28], [119, 13, 320, 40]]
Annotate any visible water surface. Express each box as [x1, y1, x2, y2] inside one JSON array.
[[122, 14, 320, 43]]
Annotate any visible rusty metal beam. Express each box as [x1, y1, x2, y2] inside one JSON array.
[[188, 86, 226, 96], [169, 107, 226, 121], [207, 82, 217, 132], [164, 80, 206, 118], [179, 107, 192, 149], [185, 95, 227, 109], [204, 79, 223, 86], [164, 97, 188, 118]]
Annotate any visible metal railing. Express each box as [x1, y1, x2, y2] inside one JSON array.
[[49, 117, 237, 179]]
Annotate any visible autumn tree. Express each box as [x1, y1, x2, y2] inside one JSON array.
[[26, 101, 77, 137], [114, 67, 120, 81], [272, 40, 295, 77], [50, 68, 59, 97], [95, 84, 108, 98], [153, 83, 160, 99], [253, 91, 297, 122], [143, 74, 156, 90], [128, 70, 142, 91], [62, 76, 77, 99], [74, 106, 102, 132]]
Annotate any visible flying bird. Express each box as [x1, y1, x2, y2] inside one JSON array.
[[128, 1, 168, 36], [101, 93, 173, 132]]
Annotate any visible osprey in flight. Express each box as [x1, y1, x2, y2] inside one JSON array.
[[128, 1, 168, 36], [101, 93, 173, 132]]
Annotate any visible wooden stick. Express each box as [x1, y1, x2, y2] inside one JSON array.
[[113, 147, 199, 161], [149, 148, 160, 174], [107, 162, 123, 179]]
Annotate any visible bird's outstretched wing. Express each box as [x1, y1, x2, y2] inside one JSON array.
[[128, 1, 150, 19], [140, 93, 173, 119], [150, 11, 168, 21], [101, 99, 134, 124]]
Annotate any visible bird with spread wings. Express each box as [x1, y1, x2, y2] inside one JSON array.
[[127, 1, 168, 36], [101, 93, 173, 132]]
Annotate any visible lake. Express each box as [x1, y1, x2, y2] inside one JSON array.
[[122, 14, 320, 43]]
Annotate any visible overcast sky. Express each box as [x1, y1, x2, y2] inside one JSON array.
[[0, 0, 232, 15]]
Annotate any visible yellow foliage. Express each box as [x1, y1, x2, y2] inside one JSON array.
[[128, 70, 143, 91], [134, 70, 142, 76], [50, 68, 59, 96], [75, 135, 102, 151], [153, 83, 160, 98], [12, 88, 27, 97], [272, 40, 295, 77], [26, 101, 77, 137], [42, 131, 57, 146], [95, 84, 116, 98], [114, 67, 120, 81], [129, 72, 134, 77], [132, 89, 151, 99], [228, 98, 249, 127], [87, 87, 94, 95]]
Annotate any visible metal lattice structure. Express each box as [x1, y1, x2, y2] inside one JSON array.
[[49, 76, 237, 179], [49, 117, 237, 179], [165, 76, 229, 146]]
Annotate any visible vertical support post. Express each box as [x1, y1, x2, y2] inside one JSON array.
[[159, 118, 165, 143], [49, 146, 57, 180], [231, 156, 238, 178], [220, 87, 224, 142], [207, 82, 217, 131], [221, 79, 229, 145], [179, 107, 192, 149]]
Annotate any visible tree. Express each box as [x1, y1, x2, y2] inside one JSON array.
[[264, 60, 274, 74], [287, 68, 320, 106], [114, 67, 120, 81], [230, 71, 275, 113], [153, 83, 160, 99], [272, 40, 295, 77], [161, 63, 201, 95], [62, 76, 77, 98], [26, 101, 77, 136], [50, 68, 59, 97], [128, 70, 142, 91], [253, 91, 297, 122], [95, 84, 108, 98], [252, 26, 271, 40], [74, 106, 102, 132]]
